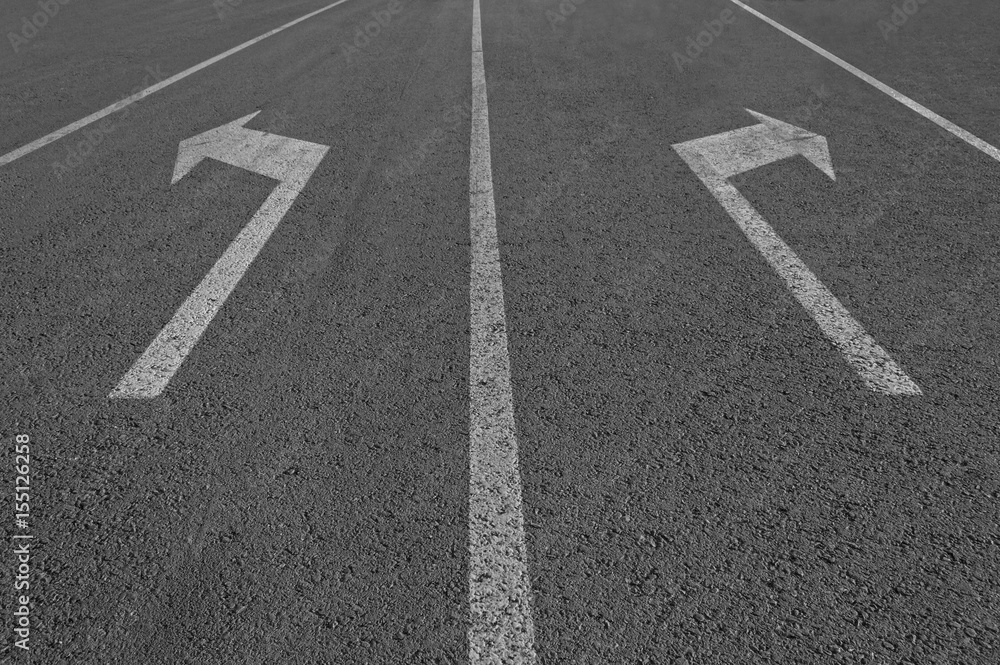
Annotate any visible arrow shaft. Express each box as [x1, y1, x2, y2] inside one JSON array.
[[111, 146, 327, 398], [674, 144, 921, 396]]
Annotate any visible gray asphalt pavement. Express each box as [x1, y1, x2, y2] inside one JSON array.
[[1, 0, 998, 663]]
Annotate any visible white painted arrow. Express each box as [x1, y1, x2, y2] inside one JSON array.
[[673, 109, 921, 396], [111, 112, 329, 398], [686, 109, 836, 180]]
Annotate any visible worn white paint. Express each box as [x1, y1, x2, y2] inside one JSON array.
[[467, 0, 538, 661]]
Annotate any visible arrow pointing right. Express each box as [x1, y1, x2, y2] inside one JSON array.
[[674, 109, 921, 396], [682, 109, 836, 180]]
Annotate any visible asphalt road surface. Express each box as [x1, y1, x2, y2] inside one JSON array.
[[2, 0, 999, 663]]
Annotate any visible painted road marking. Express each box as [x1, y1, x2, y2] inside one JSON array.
[[674, 109, 922, 396], [729, 0, 1000, 165], [467, 0, 538, 661], [110, 112, 328, 398], [0, 0, 352, 168]]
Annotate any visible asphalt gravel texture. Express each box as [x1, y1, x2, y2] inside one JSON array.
[[1, 0, 999, 663]]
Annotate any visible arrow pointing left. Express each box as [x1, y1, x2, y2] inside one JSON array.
[[110, 112, 329, 398]]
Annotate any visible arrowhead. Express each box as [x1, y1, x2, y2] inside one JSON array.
[[171, 111, 262, 184], [745, 109, 836, 181]]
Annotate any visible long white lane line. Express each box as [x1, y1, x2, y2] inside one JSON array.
[[467, 0, 537, 662], [0, 0, 352, 167], [729, 0, 1000, 165]]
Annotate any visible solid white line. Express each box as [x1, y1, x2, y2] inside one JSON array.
[[728, 0, 1000, 165], [674, 145, 922, 396], [467, 0, 537, 662], [0, 0, 352, 167]]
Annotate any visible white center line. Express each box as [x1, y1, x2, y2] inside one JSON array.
[[0, 0, 353, 167], [729, 0, 1000, 165], [467, 0, 538, 662]]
